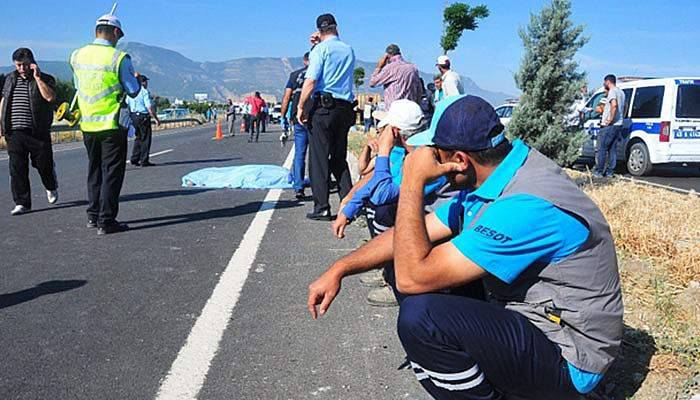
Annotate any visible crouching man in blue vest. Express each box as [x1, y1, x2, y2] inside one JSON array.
[[307, 95, 623, 400]]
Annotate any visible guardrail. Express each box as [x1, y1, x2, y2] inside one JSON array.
[[50, 117, 204, 133], [0, 118, 205, 150]]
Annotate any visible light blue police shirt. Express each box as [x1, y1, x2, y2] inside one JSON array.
[[434, 139, 603, 394], [306, 36, 355, 102], [127, 87, 152, 113]]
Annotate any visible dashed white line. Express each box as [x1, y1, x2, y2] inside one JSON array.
[[155, 145, 295, 400], [127, 149, 174, 164]]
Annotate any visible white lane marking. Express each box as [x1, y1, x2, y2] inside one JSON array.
[[127, 149, 173, 165], [155, 145, 295, 400]]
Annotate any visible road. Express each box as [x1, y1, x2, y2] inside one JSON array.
[[0, 124, 427, 399], [623, 165, 700, 192]]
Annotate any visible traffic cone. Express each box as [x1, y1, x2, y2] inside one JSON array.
[[214, 120, 223, 140]]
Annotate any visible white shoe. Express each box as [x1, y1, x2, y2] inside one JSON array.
[[47, 190, 58, 204], [11, 205, 30, 216]]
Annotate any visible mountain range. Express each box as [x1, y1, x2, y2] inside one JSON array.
[[1, 42, 513, 105]]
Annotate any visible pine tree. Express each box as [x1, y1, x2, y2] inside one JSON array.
[[508, 0, 588, 165]]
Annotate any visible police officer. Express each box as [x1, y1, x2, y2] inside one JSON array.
[[70, 12, 141, 235], [308, 96, 624, 399], [296, 13, 355, 221], [127, 74, 161, 167]]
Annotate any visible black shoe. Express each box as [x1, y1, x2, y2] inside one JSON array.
[[131, 161, 140, 167], [306, 210, 333, 221], [86, 218, 98, 228], [295, 189, 306, 200], [141, 161, 156, 167], [97, 222, 130, 235]]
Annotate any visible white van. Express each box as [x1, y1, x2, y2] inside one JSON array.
[[494, 102, 517, 126], [579, 77, 700, 176]]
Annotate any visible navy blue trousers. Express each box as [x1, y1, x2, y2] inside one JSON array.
[[396, 293, 581, 400]]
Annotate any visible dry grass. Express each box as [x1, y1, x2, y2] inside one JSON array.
[[567, 171, 700, 400]]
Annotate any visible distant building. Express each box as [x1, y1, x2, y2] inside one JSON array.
[[194, 93, 209, 103]]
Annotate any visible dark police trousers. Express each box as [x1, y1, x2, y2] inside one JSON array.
[[83, 129, 127, 226], [6, 129, 58, 208], [130, 113, 152, 165], [308, 100, 354, 213]]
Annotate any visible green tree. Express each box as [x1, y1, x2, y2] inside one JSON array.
[[353, 67, 365, 89], [507, 0, 588, 165], [440, 2, 489, 54], [54, 79, 76, 105]]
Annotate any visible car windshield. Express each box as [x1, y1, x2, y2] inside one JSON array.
[[676, 84, 700, 118]]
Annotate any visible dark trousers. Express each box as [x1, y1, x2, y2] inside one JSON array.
[[130, 113, 152, 165], [308, 103, 354, 213], [260, 112, 267, 132], [249, 115, 261, 141], [595, 125, 623, 175], [397, 293, 580, 400], [6, 129, 58, 208], [83, 129, 127, 226]]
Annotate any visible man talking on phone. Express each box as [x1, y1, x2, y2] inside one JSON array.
[[308, 95, 623, 399], [0, 48, 58, 216]]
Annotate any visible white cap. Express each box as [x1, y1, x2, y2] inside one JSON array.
[[373, 100, 424, 137], [96, 14, 123, 34], [436, 55, 451, 66]]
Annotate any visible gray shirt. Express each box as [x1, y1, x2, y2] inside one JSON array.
[[602, 86, 625, 126]]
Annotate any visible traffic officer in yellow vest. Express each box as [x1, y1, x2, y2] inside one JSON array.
[[70, 12, 141, 235]]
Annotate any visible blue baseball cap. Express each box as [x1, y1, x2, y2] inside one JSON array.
[[407, 95, 505, 151]]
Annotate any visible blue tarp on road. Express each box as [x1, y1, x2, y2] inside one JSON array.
[[182, 165, 293, 189]]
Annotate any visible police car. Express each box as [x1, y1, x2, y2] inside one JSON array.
[[494, 101, 518, 126], [578, 77, 700, 176]]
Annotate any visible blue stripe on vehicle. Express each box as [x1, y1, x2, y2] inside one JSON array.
[[675, 79, 700, 85], [629, 122, 661, 134]]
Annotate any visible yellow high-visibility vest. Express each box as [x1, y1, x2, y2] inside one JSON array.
[[70, 44, 127, 132]]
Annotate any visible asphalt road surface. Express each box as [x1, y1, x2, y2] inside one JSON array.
[[623, 165, 700, 192], [0, 124, 428, 399]]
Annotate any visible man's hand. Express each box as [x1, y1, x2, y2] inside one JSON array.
[[307, 269, 342, 319], [403, 147, 464, 186], [377, 126, 395, 156], [332, 213, 350, 239], [377, 53, 391, 69], [296, 106, 307, 124], [309, 31, 321, 46], [30, 63, 41, 80], [155, 118, 161, 127]]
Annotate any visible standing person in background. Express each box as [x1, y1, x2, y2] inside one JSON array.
[[280, 52, 311, 200], [226, 99, 236, 137], [242, 98, 252, 135], [432, 74, 444, 104], [297, 13, 356, 221], [369, 44, 423, 107], [260, 101, 268, 133], [127, 75, 160, 167], [595, 74, 626, 178], [436, 55, 463, 97], [363, 97, 375, 133], [71, 12, 141, 235], [248, 92, 265, 142], [0, 48, 59, 216]]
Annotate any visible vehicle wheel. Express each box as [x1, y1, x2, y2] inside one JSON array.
[[627, 142, 653, 176]]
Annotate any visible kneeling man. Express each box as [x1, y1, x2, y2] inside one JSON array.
[[307, 95, 623, 400]]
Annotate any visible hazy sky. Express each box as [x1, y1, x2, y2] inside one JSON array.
[[2, 0, 699, 95]]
